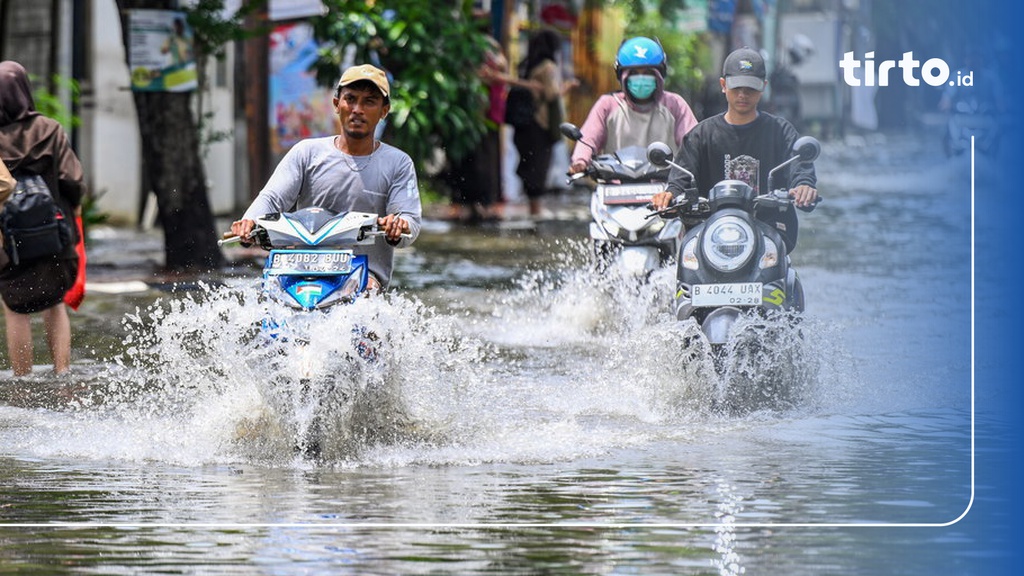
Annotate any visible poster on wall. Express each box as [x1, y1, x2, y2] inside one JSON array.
[[218, 0, 327, 22], [128, 9, 198, 92], [269, 22, 337, 155]]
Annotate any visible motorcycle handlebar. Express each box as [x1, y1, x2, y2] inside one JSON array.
[[565, 170, 589, 185], [644, 189, 822, 220], [218, 233, 243, 246], [218, 225, 411, 248], [645, 197, 708, 220], [759, 189, 823, 212]]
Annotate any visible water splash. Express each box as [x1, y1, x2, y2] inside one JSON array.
[[472, 257, 852, 421], [1, 253, 856, 469], [2, 284, 496, 467], [711, 480, 747, 576]]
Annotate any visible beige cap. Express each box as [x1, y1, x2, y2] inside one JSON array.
[[337, 64, 390, 98]]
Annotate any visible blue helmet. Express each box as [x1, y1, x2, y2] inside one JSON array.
[[615, 36, 667, 78]]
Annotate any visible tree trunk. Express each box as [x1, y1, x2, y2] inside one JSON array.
[[115, 0, 224, 272], [133, 91, 224, 271]]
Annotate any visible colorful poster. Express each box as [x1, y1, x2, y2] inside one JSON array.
[[128, 9, 198, 92], [269, 22, 337, 155]]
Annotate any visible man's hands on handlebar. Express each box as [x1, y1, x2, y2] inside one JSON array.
[[230, 218, 255, 240], [650, 185, 817, 212], [650, 191, 674, 211], [378, 213, 410, 243], [790, 184, 818, 208], [568, 160, 588, 175]]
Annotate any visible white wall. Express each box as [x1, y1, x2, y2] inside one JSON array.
[[89, 0, 143, 224]]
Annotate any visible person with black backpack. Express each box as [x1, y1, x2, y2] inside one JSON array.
[[0, 61, 84, 376]]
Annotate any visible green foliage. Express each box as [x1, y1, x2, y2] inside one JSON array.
[[416, 177, 448, 208], [311, 0, 491, 170], [613, 0, 691, 22], [183, 0, 267, 60], [30, 74, 81, 133], [80, 190, 110, 241]]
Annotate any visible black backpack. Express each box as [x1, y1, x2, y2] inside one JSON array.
[[1, 171, 72, 267], [504, 85, 536, 128]]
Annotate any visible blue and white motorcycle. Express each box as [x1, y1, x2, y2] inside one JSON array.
[[220, 207, 397, 457], [220, 207, 381, 310]]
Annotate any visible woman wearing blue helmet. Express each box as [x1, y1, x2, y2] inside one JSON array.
[[569, 36, 697, 175]]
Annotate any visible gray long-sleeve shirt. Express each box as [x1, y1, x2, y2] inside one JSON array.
[[243, 136, 421, 287]]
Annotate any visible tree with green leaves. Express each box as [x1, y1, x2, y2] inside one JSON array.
[[311, 1, 492, 173], [112, 0, 260, 272]]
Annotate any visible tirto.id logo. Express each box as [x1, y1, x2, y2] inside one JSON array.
[[839, 51, 973, 87]]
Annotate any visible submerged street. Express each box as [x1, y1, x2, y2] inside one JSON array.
[[0, 133, 1000, 573]]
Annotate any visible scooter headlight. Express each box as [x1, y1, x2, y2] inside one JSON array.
[[702, 216, 755, 272]]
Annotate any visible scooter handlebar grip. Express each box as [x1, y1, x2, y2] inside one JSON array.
[[797, 196, 822, 213]]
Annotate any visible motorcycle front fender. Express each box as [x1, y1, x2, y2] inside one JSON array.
[[589, 221, 611, 242], [618, 246, 661, 276], [701, 307, 743, 345]]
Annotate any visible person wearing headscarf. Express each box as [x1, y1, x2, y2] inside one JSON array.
[[0, 60, 85, 376], [511, 28, 566, 217]]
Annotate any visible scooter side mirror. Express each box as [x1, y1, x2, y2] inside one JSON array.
[[560, 122, 583, 141], [792, 136, 821, 162], [647, 142, 673, 167]]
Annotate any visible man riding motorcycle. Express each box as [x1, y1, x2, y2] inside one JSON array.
[[652, 47, 817, 253], [568, 36, 698, 176]]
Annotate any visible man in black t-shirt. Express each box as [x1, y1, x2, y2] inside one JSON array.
[[652, 47, 818, 251]]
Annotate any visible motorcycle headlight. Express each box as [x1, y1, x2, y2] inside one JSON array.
[[263, 276, 305, 310], [602, 219, 623, 239], [657, 218, 682, 243], [591, 196, 621, 238], [702, 216, 755, 272], [315, 266, 366, 308]]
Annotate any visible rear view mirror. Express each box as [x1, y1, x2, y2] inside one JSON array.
[[646, 142, 673, 168], [560, 123, 583, 141], [792, 136, 820, 162]]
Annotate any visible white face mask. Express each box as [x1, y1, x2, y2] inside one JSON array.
[[626, 74, 657, 100]]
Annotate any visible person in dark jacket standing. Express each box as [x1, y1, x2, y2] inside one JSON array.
[[0, 61, 84, 376], [511, 28, 565, 217], [653, 47, 817, 252]]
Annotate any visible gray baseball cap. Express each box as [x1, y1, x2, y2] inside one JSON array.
[[722, 47, 766, 91]]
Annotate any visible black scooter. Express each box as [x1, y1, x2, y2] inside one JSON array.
[[646, 137, 821, 407]]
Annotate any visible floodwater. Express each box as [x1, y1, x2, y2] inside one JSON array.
[[0, 133, 1007, 574]]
